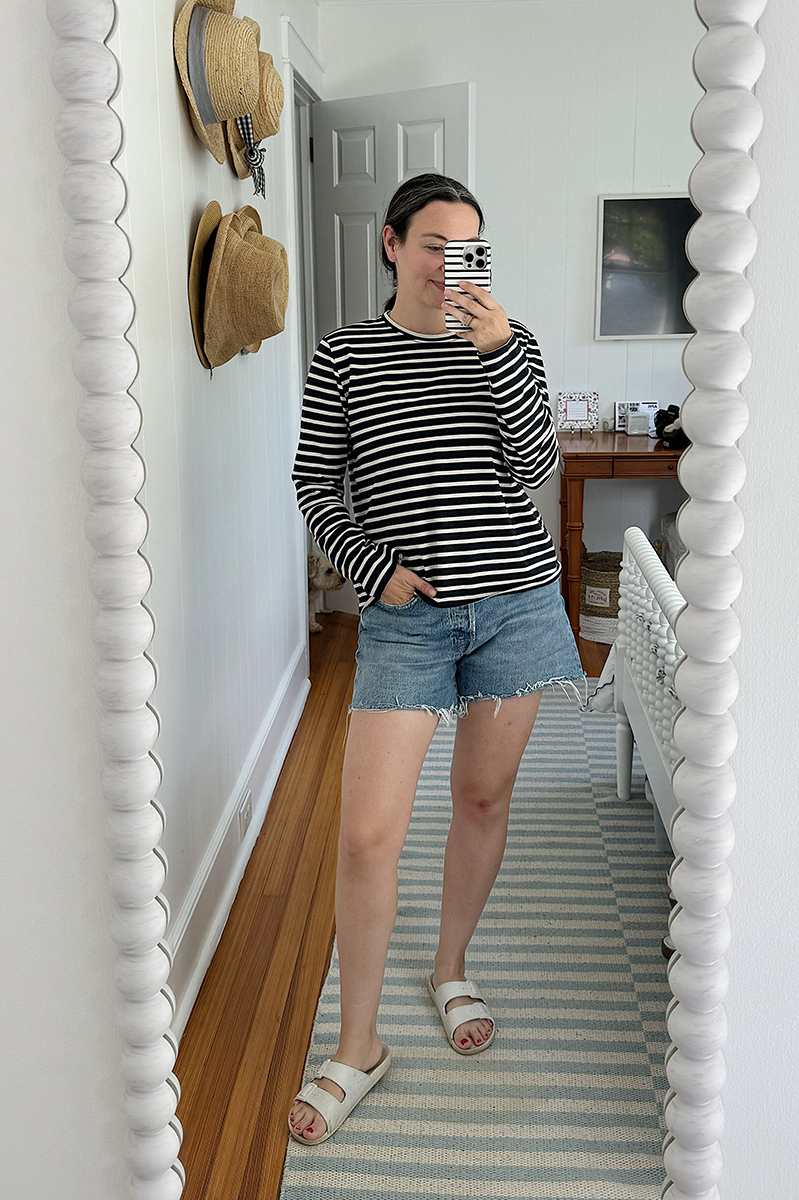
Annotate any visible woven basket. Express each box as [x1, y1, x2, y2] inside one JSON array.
[[579, 543, 622, 643]]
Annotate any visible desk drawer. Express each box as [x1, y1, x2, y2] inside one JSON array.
[[614, 457, 679, 478], [561, 459, 613, 478]]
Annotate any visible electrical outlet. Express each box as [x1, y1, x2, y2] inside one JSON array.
[[238, 788, 252, 841]]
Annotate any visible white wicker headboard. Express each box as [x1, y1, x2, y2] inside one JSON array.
[[616, 526, 688, 845]]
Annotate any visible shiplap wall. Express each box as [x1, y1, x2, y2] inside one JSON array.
[[109, 0, 320, 1017], [318, 0, 702, 562]]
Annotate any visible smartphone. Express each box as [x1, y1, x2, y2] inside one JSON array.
[[444, 239, 492, 331]]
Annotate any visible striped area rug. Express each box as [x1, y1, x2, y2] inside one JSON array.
[[280, 683, 673, 1199]]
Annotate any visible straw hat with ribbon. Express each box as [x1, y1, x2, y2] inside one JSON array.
[[174, 0, 260, 164], [188, 201, 289, 370], [225, 52, 285, 191]]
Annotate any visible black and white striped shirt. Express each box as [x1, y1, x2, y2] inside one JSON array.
[[291, 310, 562, 612]]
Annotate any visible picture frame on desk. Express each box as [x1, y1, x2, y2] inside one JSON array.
[[557, 391, 599, 431]]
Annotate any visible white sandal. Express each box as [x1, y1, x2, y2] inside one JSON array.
[[427, 974, 496, 1055], [288, 1043, 391, 1145]]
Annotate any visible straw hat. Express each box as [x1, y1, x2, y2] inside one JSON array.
[[232, 205, 265, 355], [225, 52, 285, 180], [188, 201, 289, 369], [174, 0, 260, 163], [188, 200, 222, 369]]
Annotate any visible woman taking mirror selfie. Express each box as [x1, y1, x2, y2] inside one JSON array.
[[289, 172, 586, 1144]]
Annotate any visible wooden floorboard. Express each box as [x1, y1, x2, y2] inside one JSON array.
[[174, 608, 609, 1199], [577, 634, 610, 678], [175, 613, 354, 1198]]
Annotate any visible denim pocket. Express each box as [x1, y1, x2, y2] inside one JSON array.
[[374, 594, 421, 610]]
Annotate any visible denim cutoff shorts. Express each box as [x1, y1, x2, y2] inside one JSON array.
[[348, 578, 587, 727]]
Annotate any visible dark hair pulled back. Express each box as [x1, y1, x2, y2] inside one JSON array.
[[379, 173, 485, 313]]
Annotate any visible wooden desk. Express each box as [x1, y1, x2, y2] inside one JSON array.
[[557, 431, 682, 639]]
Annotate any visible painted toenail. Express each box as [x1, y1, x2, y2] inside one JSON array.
[[461, 1038, 469, 1045]]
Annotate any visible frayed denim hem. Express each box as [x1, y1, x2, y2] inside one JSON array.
[[342, 698, 462, 749], [346, 698, 462, 727], [458, 673, 590, 718], [344, 673, 589, 746]]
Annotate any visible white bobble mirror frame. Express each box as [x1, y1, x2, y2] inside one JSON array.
[[45, 0, 766, 1195]]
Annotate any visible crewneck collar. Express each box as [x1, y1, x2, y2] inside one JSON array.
[[382, 310, 457, 340]]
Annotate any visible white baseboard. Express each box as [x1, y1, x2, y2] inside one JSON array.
[[168, 639, 311, 1041]]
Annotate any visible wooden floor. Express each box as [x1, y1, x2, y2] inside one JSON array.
[[174, 609, 609, 1199]]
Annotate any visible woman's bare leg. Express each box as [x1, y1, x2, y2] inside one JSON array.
[[290, 707, 439, 1140], [431, 693, 543, 1048]]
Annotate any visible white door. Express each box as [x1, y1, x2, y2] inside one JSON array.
[[311, 82, 475, 337]]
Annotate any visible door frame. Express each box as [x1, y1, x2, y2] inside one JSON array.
[[289, 69, 321, 382], [281, 31, 327, 594]]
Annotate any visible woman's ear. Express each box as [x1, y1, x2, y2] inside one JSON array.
[[383, 224, 398, 263]]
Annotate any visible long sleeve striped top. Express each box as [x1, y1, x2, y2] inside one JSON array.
[[291, 309, 562, 612]]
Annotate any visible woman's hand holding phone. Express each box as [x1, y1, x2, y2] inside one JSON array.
[[443, 280, 513, 354], [379, 564, 437, 605]]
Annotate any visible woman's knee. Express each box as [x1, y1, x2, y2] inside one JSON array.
[[451, 779, 514, 820], [338, 821, 403, 868]]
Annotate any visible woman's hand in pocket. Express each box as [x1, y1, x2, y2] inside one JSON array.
[[380, 565, 437, 605]]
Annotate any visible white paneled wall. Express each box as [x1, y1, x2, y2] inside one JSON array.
[[318, 0, 702, 552], [109, 0, 320, 1023]]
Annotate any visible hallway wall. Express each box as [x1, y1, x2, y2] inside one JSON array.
[[109, 0, 321, 1020], [0, 2, 320, 1195]]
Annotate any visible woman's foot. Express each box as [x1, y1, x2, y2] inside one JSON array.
[[289, 1037, 387, 1142], [430, 967, 494, 1049]]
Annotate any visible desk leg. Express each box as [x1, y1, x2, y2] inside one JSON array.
[[566, 477, 584, 641], [559, 472, 567, 603]]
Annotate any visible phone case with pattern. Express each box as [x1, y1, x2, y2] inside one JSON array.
[[443, 239, 492, 331]]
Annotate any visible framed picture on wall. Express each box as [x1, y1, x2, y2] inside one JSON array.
[[595, 194, 699, 339]]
